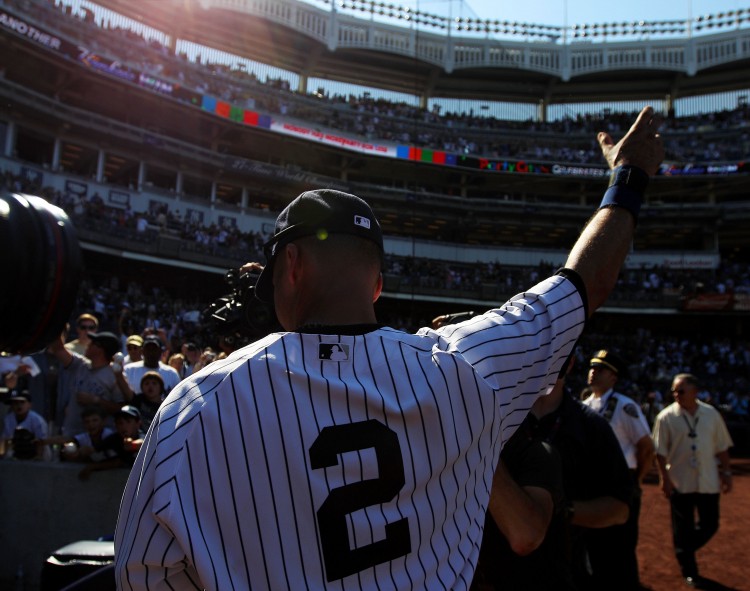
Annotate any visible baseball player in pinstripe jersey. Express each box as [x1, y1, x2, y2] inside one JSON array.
[[115, 106, 664, 590]]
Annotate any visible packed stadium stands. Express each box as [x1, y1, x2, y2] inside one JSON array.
[[1, 0, 748, 332]]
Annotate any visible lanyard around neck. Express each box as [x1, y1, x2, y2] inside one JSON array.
[[682, 412, 699, 438]]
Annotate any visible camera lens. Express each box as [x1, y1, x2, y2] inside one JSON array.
[[0, 192, 83, 354]]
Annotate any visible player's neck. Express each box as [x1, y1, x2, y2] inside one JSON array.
[[295, 307, 378, 330]]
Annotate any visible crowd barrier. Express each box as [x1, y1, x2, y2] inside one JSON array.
[[0, 461, 127, 590]]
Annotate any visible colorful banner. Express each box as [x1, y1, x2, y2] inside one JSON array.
[[271, 121, 392, 155]]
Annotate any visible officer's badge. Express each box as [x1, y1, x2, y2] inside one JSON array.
[[623, 403, 639, 418]]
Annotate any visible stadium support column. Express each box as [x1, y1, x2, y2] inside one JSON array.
[[666, 93, 675, 118], [52, 138, 61, 171], [298, 74, 308, 95], [241, 187, 248, 208], [167, 31, 177, 57], [537, 98, 548, 123], [138, 161, 146, 192], [3, 121, 15, 157], [96, 149, 105, 183]]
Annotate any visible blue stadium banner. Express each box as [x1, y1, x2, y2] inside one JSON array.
[[202, 95, 218, 113]]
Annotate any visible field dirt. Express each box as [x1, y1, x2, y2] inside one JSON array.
[[637, 456, 750, 591]]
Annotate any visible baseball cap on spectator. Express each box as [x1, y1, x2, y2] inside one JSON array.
[[589, 349, 627, 377], [116, 405, 141, 420], [255, 190, 383, 303], [88, 331, 121, 359], [143, 335, 163, 349], [140, 371, 165, 392], [6, 390, 31, 403], [126, 335, 144, 347], [184, 342, 199, 352], [77, 313, 99, 330]]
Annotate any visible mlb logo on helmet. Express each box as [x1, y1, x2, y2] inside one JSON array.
[[354, 215, 371, 230]]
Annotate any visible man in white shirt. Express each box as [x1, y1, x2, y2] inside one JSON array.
[[653, 373, 733, 588], [121, 335, 181, 397]]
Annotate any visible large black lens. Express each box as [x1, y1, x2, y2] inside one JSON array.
[[0, 192, 82, 354]]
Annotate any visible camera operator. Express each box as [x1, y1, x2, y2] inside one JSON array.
[[198, 261, 280, 348]]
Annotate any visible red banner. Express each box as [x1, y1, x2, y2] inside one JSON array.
[[682, 294, 733, 311]]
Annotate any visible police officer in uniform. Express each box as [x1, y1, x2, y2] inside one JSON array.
[[583, 349, 655, 590]]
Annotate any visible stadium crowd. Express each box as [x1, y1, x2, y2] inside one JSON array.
[[17, 0, 750, 166], [3, 1, 748, 464], [5, 166, 750, 307], [2, 184, 749, 461], [2, 235, 749, 463]]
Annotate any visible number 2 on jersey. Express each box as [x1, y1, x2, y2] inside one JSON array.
[[309, 419, 412, 581]]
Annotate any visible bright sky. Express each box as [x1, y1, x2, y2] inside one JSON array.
[[410, 0, 745, 26]]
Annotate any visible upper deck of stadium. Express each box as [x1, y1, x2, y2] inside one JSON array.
[[88, 0, 750, 108], [1, 0, 749, 258]]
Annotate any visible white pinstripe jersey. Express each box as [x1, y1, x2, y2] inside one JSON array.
[[115, 273, 586, 590]]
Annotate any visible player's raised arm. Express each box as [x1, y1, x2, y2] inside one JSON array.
[[565, 106, 664, 315]]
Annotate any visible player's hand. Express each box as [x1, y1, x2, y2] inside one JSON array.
[[597, 105, 664, 176], [431, 314, 450, 329], [240, 262, 264, 275]]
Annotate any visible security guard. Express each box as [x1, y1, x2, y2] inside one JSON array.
[[583, 349, 655, 590]]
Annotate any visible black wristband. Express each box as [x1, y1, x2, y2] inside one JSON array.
[[599, 165, 649, 223], [608, 165, 649, 192]]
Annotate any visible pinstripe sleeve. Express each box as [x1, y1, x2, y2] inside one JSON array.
[[115, 364, 234, 591], [114, 402, 203, 590], [430, 272, 586, 447]]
